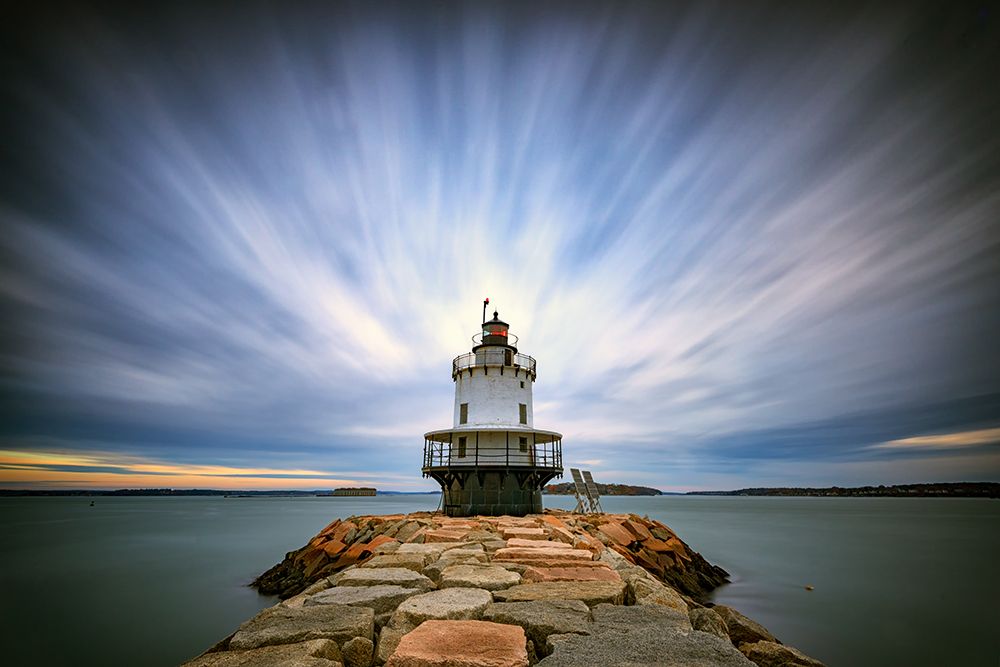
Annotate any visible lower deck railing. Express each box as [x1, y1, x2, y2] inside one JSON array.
[[423, 436, 562, 470]]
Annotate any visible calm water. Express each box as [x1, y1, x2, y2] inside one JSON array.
[[0, 495, 997, 666]]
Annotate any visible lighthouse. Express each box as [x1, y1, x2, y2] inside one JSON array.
[[422, 301, 563, 516]]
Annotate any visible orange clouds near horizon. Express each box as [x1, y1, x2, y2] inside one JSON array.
[[0, 449, 371, 490]]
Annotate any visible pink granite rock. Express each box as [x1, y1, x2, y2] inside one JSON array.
[[520, 565, 622, 583], [386, 620, 528, 667], [504, 538, 572, 550], [547, 526, 578, 544], [596, 522, 635, 546], [492, 547, 593, 562], [623, 519, 653, 541], [424, 529, 471, 543], [500, 528, 546, 540]]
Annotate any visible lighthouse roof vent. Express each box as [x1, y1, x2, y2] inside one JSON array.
[[484, 310, 508, 328]]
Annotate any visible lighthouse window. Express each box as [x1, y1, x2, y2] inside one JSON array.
[[458, 436, 467, 458], [519, 403, 527, 424], [459, 403, 468, 424], [519, 436, 528, 452], [520, 381, 525, 389]]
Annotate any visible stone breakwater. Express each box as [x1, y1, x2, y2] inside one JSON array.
[[185, 511, 825, 667]]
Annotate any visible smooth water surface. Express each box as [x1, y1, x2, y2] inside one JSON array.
[[578, 495, 1000, 666], [1, 494, 997, 666], [0, 495, 441, 666]]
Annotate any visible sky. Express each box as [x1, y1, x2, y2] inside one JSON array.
[[1, 1, 998, 491]]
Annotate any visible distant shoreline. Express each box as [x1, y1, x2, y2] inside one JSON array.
[[546, 481, 999, 498], [686, 482, 999, 498], [1, 482, 996, 497]]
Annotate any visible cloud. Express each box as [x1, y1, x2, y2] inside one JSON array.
[[872, 428, 1000, 451], [0, 448, 415, 490], [0, 3, 998, 488]]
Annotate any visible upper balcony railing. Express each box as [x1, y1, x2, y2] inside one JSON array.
[[453, 350, 536, 379]]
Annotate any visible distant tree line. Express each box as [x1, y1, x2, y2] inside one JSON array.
[[687, 482, 999, 498]]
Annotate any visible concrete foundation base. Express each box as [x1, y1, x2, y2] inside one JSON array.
[[441, 471, 543, 517]]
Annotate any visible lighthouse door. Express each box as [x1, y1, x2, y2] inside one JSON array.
[[504, 350, 512, 366]]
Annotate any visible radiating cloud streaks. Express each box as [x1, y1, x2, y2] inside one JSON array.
[[873, 428, 1000, 451], [0, 2, 998, 489]]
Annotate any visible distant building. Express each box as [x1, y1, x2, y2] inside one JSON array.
[[422, 304, 563, 516], [332, 487, 376, 496]]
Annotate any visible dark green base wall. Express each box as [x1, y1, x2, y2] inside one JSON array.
[[442, 472, 543, 517]]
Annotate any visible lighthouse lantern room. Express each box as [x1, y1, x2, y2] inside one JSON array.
[[422, 301, 563, 516]]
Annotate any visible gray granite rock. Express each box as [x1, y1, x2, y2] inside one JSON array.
[[536, 629, 753, 666], [360, 554, 430, 572], [392, 522, 421, 543], [280, 592, 312, 610], [279, 578, 336, 609], [713, 605, 778, 645], [482, 600, 591, 651], [303, 579, 334, 595], [372, 541, 401, 555], [739, 640, 826, 667], [395, 543, 448, 558], [334, 568, 435, 591], [690, 607, 729, 640], [183, 638, 343, 667], [437, 547, 489, 564], [493, 562, 530, 575], [229, 605, 373, 652], [324, 564, 357, 586], [305, 585, 422, 615], [590, 603, 691, 632], [482, 539, 508, 554], [341, 636, 375, 667], [421, 557, 485, 584], [419, 561, 446, 584], [438, 564, 522, 591], [442, 542, 483, 553], [390, 587, 493, 628], [597, 548, 632, 571], [374, 625, 409, 666], [617, 565, 654, 581], [374, 611, 394, 633], [544, 633, 578, 656], [535, 605, 750, 667], [626, 574, 689, 613]]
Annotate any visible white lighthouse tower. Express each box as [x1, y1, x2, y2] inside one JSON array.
[[422, 301, 563, 516]]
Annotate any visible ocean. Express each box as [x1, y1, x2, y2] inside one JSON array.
[[0, 494, 996, 666]]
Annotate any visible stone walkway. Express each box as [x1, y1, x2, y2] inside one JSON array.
[[184, 512, 824, 667]]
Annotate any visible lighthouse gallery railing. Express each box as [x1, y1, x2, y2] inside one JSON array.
[[423, 436, 562, 470], [452, 351, 536, 379]]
